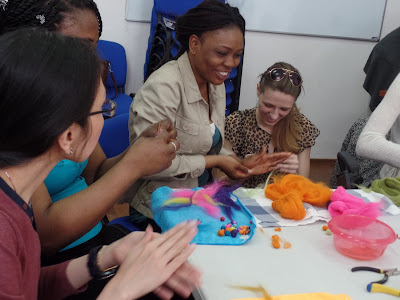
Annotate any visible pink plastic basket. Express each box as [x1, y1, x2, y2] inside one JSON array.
[[328, 214, 397, 260]]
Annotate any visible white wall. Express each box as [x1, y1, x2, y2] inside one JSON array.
[[96, 0, 400, 159]]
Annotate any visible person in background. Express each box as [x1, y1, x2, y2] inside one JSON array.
[[356, 73, 400, 179], [0, 27, 200, 300], [0, 0, 179, 266], [222, 62, 320, 188], [127, 0, 289, 228]]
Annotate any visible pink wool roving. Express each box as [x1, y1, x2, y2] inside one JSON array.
[[328, 186, 382, 218]]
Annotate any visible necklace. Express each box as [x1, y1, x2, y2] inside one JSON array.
[[4, 171, 16, 191]]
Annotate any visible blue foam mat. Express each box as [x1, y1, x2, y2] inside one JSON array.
[[151, 186, 256, 245]]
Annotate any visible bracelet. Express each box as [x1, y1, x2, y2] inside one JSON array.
[[87, 245, 119, 280]]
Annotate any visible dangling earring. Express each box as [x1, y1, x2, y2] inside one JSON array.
[[66, 147, 73, 155]]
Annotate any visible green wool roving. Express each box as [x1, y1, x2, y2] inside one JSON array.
[[367, 177, 400, 207]]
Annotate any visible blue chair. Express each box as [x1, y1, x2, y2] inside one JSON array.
[[97, 40, 133, 116], [99, 113, 142, 232], [99, 113, 130, 158]]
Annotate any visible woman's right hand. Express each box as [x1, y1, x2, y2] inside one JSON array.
[[99, 221, 200, 300], [218, 156, 251, 180], [242, 147, 291, 175], [125, 128, 180, 177]]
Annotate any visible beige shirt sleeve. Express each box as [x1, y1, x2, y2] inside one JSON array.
[[129, 67, 206, 180]]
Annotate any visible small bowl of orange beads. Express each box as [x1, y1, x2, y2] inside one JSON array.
[[328, 214, 397, 260]]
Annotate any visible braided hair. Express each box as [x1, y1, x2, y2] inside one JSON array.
[[0, 0, 102, 36], [176, 0, 245, 57]]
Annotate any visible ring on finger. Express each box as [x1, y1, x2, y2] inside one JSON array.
[[170, 141, 177, 152]]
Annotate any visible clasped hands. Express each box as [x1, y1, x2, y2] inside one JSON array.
[[98, 221, 201, 300], [228, 146, 298, 179], [126, 119, 180, 176]]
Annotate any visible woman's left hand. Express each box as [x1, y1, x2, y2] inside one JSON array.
[[277, 153, 299, 174]]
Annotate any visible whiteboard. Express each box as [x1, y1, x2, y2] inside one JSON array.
[[125, 0, 387, 41], [125, 0, 152, 22], [227, 0, 387, 41]]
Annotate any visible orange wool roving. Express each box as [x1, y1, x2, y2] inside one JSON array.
[[271, 192, 306, 220], [265, 174, 332, 220]]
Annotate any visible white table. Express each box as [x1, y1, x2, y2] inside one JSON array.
[[190, 216, 400, 300]]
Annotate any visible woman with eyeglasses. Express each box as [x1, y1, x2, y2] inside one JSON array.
[[0, 28, 200, 300], [128, 0, 290, 227], [222, 62, 320, 188], [0, 0, 180, 268]]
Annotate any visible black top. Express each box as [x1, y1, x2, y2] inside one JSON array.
[[364, 27, 400, 111]]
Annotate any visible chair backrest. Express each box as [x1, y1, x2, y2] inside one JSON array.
[[97, 40, 127, 95], [99, 113, 130, 158], [330, 116, 385, 188]]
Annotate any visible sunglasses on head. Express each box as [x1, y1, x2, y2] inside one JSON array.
[[89, 98, 117, 119], [267, 68, 302, 87]]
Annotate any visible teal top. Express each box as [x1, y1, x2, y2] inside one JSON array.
[[198, 126, 221, 186], [44, 159, 102, 251]]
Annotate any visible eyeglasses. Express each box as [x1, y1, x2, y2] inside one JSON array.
[[267, 68, 302, 87], [89, 99, 117, 118]]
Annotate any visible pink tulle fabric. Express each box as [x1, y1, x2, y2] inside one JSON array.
[[328, 186, 382, 218]]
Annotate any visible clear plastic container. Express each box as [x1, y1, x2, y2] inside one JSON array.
[[328, 214, 397, 260]]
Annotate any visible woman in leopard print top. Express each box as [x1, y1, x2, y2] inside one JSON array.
[[224, 62, 320, 188]]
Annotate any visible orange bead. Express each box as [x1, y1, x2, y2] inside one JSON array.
[[322, 225, 328, 231], [218, 229, 225, 237], [272, 241, 280, 249], [284, 242, 292, 249], [239, 230, 245, 235], [272, 235, 281, 249], [274, 228, 282, 232]]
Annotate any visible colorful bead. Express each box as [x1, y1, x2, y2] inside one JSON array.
[[322, 225, 328, 231], [283, 242, 292, 249], [232, 220, 237, 224], [226, 223, 232, 228], [220, 217, 225, 221], [231, 229, 238, 237], [272, 235, 280, 249], [224, 230, 231, 236], [325, 229, 332, 235], [218, 229, 225, 237], [221, 226, 226, 230]]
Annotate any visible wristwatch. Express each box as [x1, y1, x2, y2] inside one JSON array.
[[87, 245, 119, 280]]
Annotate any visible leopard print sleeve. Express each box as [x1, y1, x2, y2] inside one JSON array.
[[225, 110, 243, 153], [297, 113, 320, 152]]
